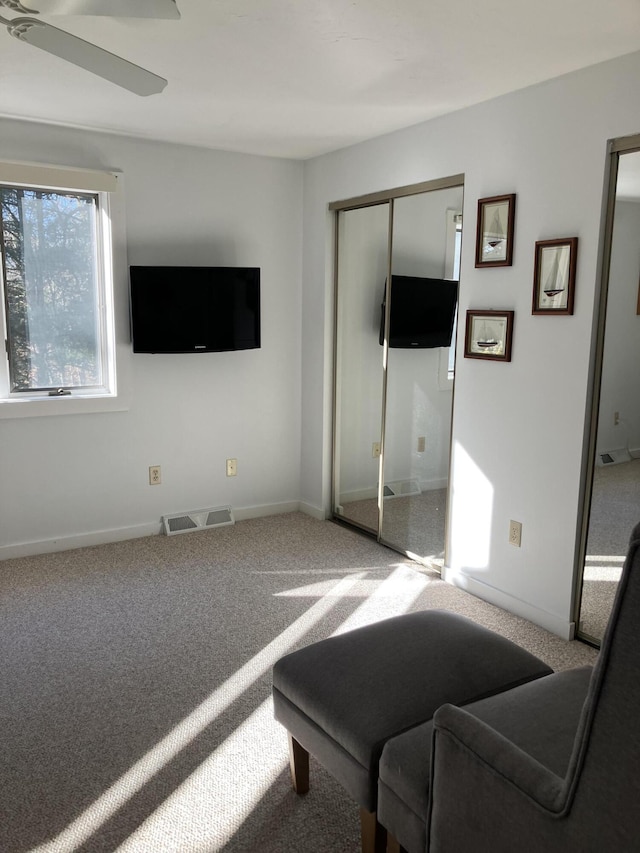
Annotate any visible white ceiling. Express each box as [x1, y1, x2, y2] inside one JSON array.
[[1, 0, 640, 160]]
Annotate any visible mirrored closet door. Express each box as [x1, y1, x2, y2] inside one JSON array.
[[332, 177, 463, 567], [333, 201, 390, 533], [578, 137, 640, 644]]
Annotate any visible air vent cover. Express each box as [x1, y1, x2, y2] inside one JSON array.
[[597, 449, 631, 467], [162, 505, 234, 536], [383, 479, 421, 498]]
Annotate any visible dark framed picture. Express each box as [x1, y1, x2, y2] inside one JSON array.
[[475, 194, 516, 267], [464, 310, 514, 362], [532, 237, 578, 315]]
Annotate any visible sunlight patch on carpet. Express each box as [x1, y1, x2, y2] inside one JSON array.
[[30, 572, 366, 853], [114, 699, 286, 851], [111, 566, 430, 850], [331, 564, 431, 635]]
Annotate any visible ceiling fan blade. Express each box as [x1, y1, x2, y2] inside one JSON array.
[[0, 1, 38, 12], [6, 17, 168, 94], [0, 0, 180, 18]]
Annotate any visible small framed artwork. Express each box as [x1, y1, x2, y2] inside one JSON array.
[[464, 310, 514, 362], [475, 194, 516, 267], [532, 237, 578, 315]]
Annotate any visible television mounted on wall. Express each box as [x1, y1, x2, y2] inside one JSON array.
[[129, 266, 261, 354], [379, 275, 458, 349]]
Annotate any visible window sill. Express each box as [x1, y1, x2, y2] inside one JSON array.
[[438, 347, 455, 392], [0, 392, 129, 419]]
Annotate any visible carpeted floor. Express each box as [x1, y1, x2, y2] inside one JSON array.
[[340, 489, 447, 567], [581, 458, 640, 640], [0, 513, 597, 852]]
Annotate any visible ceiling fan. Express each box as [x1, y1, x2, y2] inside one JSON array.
[[0, 0, 180, 96]]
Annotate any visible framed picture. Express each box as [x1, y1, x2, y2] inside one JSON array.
[[464, 310, 514, 361], [475, 194, 516, 267], [532, 237, 578, 315]]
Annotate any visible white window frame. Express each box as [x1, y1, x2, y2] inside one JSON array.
[[438, 208, 462, 390], [0, 161, 130, 419]]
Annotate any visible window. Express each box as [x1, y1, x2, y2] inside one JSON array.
[[0, 162, 120, 413], [439, 208, 462, 387]]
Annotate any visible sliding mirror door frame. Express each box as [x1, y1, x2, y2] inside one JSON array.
[[330, 174, 464, 564], [575, 132, 640, 645], [332, 200, 392, 535]]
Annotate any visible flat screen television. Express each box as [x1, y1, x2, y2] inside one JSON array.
[[379, 275, 458, 348], [129, 266, 261, 354]]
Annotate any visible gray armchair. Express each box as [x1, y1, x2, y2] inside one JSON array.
[[425, 521, 640, 852]]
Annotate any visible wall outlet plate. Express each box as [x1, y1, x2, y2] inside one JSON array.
[[509, 519, 522, 547]]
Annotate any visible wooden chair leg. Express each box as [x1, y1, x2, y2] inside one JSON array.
[[386, 833, 407, 853], [360, 808, 386, 853], [288, 734, 309, 794]]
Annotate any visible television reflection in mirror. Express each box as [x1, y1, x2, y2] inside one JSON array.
[[379, 275, 458, 349]]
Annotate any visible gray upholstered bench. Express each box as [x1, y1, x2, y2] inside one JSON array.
[[272, 609, 553, 853]]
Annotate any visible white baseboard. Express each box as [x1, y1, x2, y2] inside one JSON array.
[[0, 500, 309, 561], [596, 447, 640, 463], [298, 501, 328, 520], [340, 486, 378, 503], [442, 566, 575, 640], [233, 501, 301, 521], [0, 522, 162, 561], [340, 476, 447, 505], [420, 477, 448, 491]]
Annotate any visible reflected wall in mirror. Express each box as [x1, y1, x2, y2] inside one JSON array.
[[333, 202, 389, 532], [381, 189, 462, 566], [579, 148, 640, 643]]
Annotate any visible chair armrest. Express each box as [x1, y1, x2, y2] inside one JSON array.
[[431, 703, 567, 812]]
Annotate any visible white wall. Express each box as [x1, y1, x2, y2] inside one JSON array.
[[0, 120, 303, 556], [3, 51, 640, 637], [300, 50, 640, 637], [596, 200, 640, 455]]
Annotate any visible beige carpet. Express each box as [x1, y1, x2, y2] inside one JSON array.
[[0, 513, 597, 852], [341, 489, 447, 567], [581, 458, 640, 640]]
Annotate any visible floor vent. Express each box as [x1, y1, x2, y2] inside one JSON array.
[[383, 479, 421, 498], [162, 505, 234, 536], [597, 449, 631, 467]]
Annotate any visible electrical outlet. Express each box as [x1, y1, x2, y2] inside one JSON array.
[[509, 520, 522, 547], [614, 411, 620, 426], [417, 436, 426, 453], [149, 465, 161, 485], [372, 442, 381, 458], [226, 458, 237, 477]]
